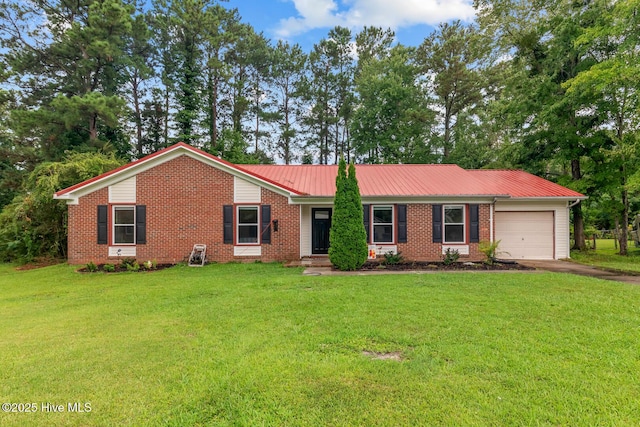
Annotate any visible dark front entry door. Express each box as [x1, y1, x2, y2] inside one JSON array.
[[312, 208, 332, 254]]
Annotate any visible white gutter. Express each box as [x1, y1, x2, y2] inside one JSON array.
[[568, 199, 581, 209], [490, 197, 498, 243]]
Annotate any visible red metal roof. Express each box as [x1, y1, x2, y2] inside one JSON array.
[[468, 170, 585, 198], [54, 143, 585, 200], [243, 165, 585, 198], [243, 164, 507, 197]]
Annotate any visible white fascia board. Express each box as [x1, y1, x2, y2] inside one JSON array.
[[502, 196, 588, 202], [290, 195, 505, 205], [361, 196, 503, 204], [289, 196, 334, 205]]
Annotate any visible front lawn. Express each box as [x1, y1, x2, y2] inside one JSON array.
[[1, 263, 639, 426], [571, 238, 640, 273]]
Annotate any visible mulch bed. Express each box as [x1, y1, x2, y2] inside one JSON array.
[[77, 263, 175, 273], [359, 261, 533, 271]]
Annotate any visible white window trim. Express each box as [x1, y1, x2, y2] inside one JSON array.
[[236, 205, 260, 245], [372, 205, 394, 244], [112, 205, 135, 246], [443, 205, 465, 244]]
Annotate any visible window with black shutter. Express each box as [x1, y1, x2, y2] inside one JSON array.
[[362, 204, 370, 243], [261, 205, 271, 244], [469, 204, 479, 243], [223, 205, 233, 244], [136, 205, 146, 244], [432, 204, 443, 243], [397, 204, 407, 243], [97, 205, 108, 245]]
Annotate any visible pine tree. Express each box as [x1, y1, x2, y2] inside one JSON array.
[[329, 157, 368, 270]]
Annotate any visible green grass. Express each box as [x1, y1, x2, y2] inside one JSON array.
[[1, 263, 639, 426], [571, 238, 640, 273]]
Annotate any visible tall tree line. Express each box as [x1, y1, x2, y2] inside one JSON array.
[[0, 0, 638, 258], [0, 0, 493, 167]]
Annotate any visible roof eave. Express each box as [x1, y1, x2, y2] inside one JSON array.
[[290, 194, 513, 203], [499, 195, 588, 201]]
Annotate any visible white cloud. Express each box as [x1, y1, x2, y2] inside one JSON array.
[[275, 0, 476, 38]]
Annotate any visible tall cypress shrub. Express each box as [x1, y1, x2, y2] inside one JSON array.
[[329, 157, 368, 270]]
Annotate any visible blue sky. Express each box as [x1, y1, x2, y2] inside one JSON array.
[[225, 0, 477, 51]]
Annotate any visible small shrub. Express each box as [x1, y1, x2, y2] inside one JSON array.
[[120, 257, 136, 268], [479, 240, 501, 265], [103, 263, 115, 272], [126, 261, 140, 272], [142, 260, 157, 270], [383, 251, 404, 265], [86, 261, 98, 272], [442, 248, 460, 265]]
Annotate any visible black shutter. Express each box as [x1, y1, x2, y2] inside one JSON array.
[[432, 204, 442, 243], [261, 205, 271, 244], [97, 205, 108, 245], [136, 205, 146, 244], [469, 204, 479, 243], [363, 204, 370, 243], [223, 205, 233, 244], [397, 204, 407, 243]]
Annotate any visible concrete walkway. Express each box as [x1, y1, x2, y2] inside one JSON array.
[[303, 260, 640, 284]]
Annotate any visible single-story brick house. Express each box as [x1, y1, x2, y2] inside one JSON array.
[[54, 142, 585, 265]]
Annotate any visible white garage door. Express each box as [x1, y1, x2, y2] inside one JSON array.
[[495, 211, 554, 260]]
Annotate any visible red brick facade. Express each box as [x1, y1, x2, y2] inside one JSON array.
[[260, 188, 300, 261], [66, 154, 493, 265], [135, 155, 234, 264], [67, 156, 300, 265], [397, 203, 491, 262], [67, 188, 109, 263]]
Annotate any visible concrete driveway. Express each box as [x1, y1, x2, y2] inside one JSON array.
[[519, 260, 640, 285]]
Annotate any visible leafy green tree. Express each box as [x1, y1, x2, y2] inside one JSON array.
[[302, 27, 356, 164], [212, 129, 273, 164], [351, 46, 435, 163], [0, 152, 122, 261], [329, 157, 367, 270], [170, 0, 207, 145], [355, 26, 395, 74], [563, 0, 640, 255], [125, 13, 156, 158], [417, 21, 487, 160], [139, 88, 167, 155], [1, 0, 134, 156], [302, 37, 337, 164], [268, 41, 307, 164], [326, 26, 356, 162], [475, 0, 607, 250], [245, 32, 272, 154], [200, 4, 237, 151], [149, 0, 178, 148]]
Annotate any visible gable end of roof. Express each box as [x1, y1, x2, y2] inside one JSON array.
[[53, 143, 304, 201]]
